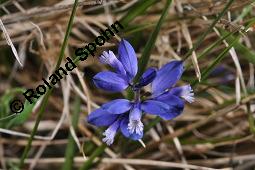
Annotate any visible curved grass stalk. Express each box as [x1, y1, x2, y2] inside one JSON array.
[[18, 0, 79, 168]]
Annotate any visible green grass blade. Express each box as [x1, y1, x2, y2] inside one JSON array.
[[119, 0, 158, 27], [0, 88, 24, 125], [62, 96, 81, 170], [18, 0, 79, 168], [135, 0, 173, 81], [127, 0, 173, 100], [219, 29, 255, 65], [191, 17, 255, 86], [79, 144, 106, 170], [185, 31, 233, 70], [191, 36, 240, 87], [183, 0, 235, 60], [143, 1, 254, 134]]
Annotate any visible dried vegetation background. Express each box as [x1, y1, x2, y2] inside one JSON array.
[[0, 0, 255, 169]]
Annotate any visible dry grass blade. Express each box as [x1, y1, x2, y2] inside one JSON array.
[[0, 19, 23, 66]]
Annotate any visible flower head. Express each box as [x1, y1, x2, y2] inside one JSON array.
[[143, 60, 195, 120], [87, 39, 195, 145], [87, 99, 143, 145]]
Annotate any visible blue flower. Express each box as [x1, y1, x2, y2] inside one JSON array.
[[87, 97, 173, 145], [87, 39, 194, 145], [143, 61, 194, 120], [93, 39, 156, 92], [87, 99, 144, 145]]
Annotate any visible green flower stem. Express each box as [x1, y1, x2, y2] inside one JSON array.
[[18, 0, 79, 168], [144, 116, 161, 132]]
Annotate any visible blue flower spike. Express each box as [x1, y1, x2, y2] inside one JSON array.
[[88, 39, 194, 145]]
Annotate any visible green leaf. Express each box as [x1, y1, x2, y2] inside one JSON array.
[[6, 100, 36, 129], [0, 88, 29, 128]]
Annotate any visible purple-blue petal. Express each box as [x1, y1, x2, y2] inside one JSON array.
[[87, 108, 118, 127], [155, 107, 183, 120], [155, 93, 185, 120], [169, 85, 194, 103], [156, 92, 184, 108], [129, 107, 142, 121], [102, 99, 132, 114], [93, 71, 129, 92], [141, 100, 170, 115], [136, 67, 157, 88], [118, 39, 138, 81], [99, 51, 126, 76], [120, 116, 143, 140], [152, 60, 184, 96]]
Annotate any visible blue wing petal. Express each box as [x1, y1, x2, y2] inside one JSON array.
[[87, 108, 118, 127], [118, 39, 138, 81], [152, 61, 184, 96], [120, 116, 143, 140], [141, 100, 170, 115], [93, 71, 129, 92], [156, 91, 185, 107], [136, 67, 157, 88], [155, 93, 185, 120], [102, 99, 132, 114]]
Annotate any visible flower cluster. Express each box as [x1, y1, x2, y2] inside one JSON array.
[[87, 39, 194, 145]]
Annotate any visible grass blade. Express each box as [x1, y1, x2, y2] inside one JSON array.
[[183, 0, 235, 60], [135, 0, 173, 82], [61, 96, 81, 170], [18, 0, 79, 168], [120, 0, 158, 27], [79, 144, 106, 170]]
